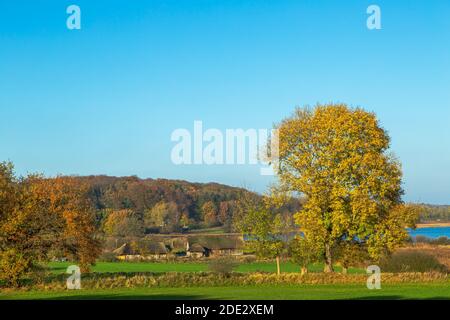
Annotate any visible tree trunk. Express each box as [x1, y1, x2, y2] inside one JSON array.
[[301, 266, 308, 276], [276, 256, 281, 276], [323, 244, 334, 273]]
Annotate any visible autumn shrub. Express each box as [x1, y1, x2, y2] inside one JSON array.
[[430, 237, 450, 246], [379, 250, 448, 273], [0, 249, 33, 287], [208, 257, 238, 275], [414, 235, 429, 244]]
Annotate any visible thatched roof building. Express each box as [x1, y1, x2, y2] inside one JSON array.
[[111, 234, 244, 258], [165, 237, 189, 253], [113, 243, 133, 255], [112, 241, 168, 256], [189, 243, 206, 253], [189, 235, 244, 251], [147, 242, 169, 255]]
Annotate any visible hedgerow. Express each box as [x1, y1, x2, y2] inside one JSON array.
[[13, 271, 447, 291]]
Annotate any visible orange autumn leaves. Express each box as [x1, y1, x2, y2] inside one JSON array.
[[0, 164, 100, 285], [26, 176, 101, 272]]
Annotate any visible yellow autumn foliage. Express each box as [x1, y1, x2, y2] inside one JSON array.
[[274, 104, 419, 271]]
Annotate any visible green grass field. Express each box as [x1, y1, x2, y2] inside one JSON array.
[[46, 261, 364, 274], [1, 261, 447, 300], [2, 283, 449, 300]]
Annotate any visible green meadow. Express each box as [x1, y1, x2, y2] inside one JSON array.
[[46, 261, 364, 274], [1, 261, 447, 300], [2, 283, 449, 300]]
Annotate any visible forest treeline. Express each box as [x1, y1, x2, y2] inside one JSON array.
[[84, 175, 300, 235], [418, 204, 450, 222]]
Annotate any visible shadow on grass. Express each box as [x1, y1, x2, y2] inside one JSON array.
[[34, 294, 208, 300], [351, 295, 450, 300], [27, 294, 450, 300]]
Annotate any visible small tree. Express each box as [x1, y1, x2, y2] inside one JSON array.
[[237, 195, 285, 275], [288, 236, 322, 275], [218, 201, 235, 232], [202, 201, 219, 227], [334, 241, 368, 274], [179, 213, 190, 229]]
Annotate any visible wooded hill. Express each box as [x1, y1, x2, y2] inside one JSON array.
[[77, 175, 260, 234]]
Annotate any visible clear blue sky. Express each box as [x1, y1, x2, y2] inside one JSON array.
[[0, 0, 449, 204]]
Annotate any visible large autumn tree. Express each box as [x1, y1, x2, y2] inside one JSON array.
[[0, 163, 51, 285], [38, 176, 102, 272], [274, 104, 418, 272], [0, 163, 101, 285]]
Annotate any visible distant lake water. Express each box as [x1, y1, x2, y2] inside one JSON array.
[[408, 227, 450, 239], [244, 227, 450, 241]]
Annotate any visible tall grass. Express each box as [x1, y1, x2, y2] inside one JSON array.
[[379, 250, 448, 273], [7, 271, 447, 291]]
